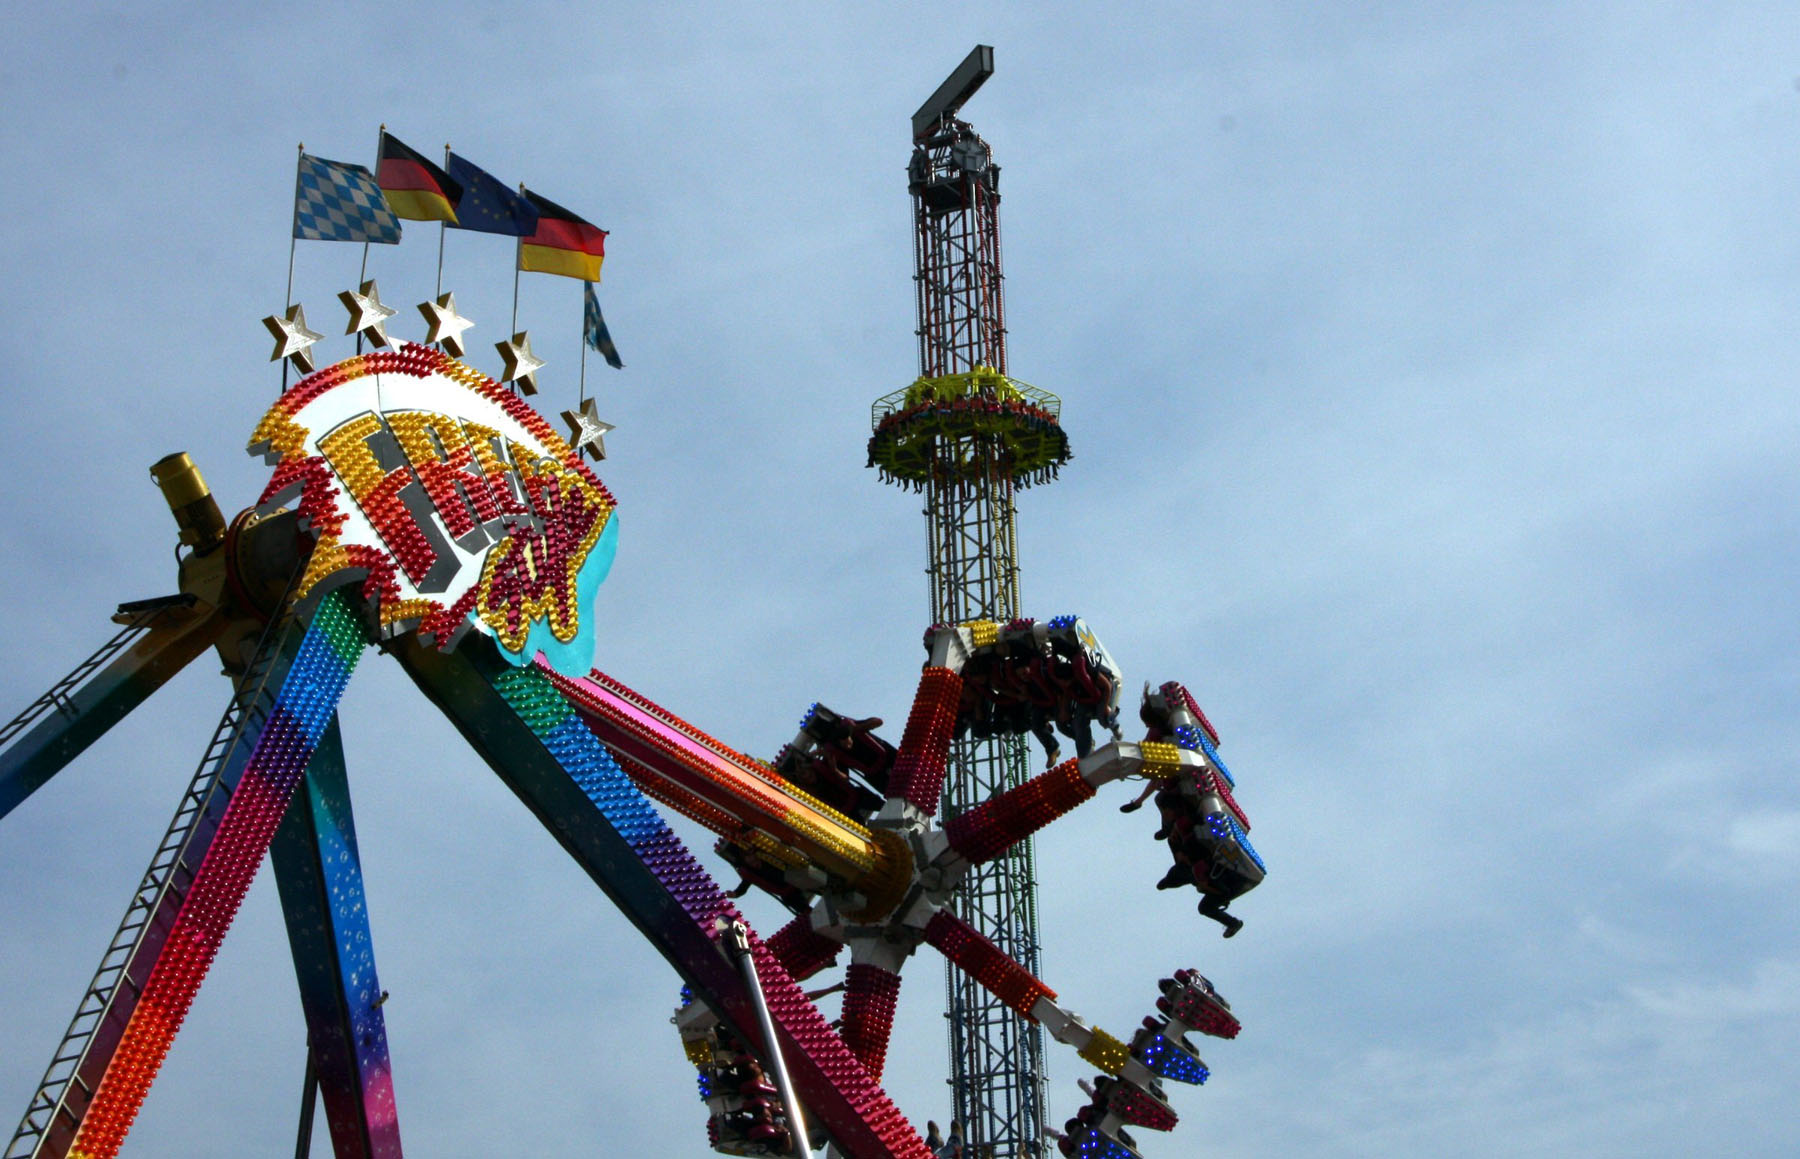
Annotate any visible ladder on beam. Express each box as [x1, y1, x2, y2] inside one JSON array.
[[5, 591, 296, 1159], [0, 595, 196, 753]]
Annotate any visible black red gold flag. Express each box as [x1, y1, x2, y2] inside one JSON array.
[[518, 189, 607, 281], [376, 132, 461, 224]]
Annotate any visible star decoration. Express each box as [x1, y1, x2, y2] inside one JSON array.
[[417, 291, 474, 357], [496, 330, 545, 395], [339, 279, 398, 348], [561, 397, 616, 462], [261, 303, 324, 373]]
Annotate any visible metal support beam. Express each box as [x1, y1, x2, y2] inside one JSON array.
[[0, 600, 224, 821], [294, 1054, 319, 1159], [902, 50, 1050, 1159], [6, 591, 366, 1159], [721, 919, 812, 1159], [270, 715, 402, 1159]]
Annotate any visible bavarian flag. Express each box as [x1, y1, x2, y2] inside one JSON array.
[[584, 283, 624, 369], [293, 154, 401, 243], [518, 189, 607, 281], [377, 132, 461, 224]]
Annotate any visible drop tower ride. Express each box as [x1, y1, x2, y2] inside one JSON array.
[[867, 45, 1072, 1159]]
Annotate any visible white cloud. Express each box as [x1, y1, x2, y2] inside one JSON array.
[[1726, 810, 1800, 867], [1220, 958, 1800, 1157]]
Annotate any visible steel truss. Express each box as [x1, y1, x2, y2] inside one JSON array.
[[911, 115, 1048, 1159], [913, 125, 1007, 379]]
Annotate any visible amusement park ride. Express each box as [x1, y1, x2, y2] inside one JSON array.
[[0, 47, 1266, 1159], [874, 45, 1062, 1156]]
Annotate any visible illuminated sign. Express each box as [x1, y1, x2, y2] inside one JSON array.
[[250, 342, 617, 675]]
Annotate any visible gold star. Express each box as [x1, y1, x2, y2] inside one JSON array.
[[261, 303, 324, 373], [339, 279, 398, 348], [496, 331, 545, 395], [561, 397, 616, 461], [417, 291, 474, 357]]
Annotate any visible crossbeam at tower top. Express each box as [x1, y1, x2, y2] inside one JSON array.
[[913, 45, 994, 140]]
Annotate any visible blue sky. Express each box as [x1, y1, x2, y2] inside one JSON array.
[[3, 4, 1800, 1157]]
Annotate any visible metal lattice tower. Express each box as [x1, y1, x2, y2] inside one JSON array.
[[868, 46, 1071, 1159]]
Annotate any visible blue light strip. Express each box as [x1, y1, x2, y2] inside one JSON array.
[[1134, 1031, 1208, 1085], [1224, 813, 1265, 872], [1171, 724, 1233, 788], [1074, 1129, 1139, 1159], [270, 717, 400, 1157]]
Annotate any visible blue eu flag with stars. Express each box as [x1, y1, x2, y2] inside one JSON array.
[[444, 153, 540, 236]]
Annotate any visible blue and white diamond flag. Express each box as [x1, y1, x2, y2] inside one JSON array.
[[293, 153, 402, 244], [583, 282, 624, 369]]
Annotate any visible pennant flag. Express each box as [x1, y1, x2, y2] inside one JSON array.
[[584, 283, 624, 369], [377, 132, 461, 223], [293, 153, 402, 244], [519, 189, 607, 281], [444, 152, 540, 236]]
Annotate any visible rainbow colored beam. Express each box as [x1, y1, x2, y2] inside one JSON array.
[[63, 591, 364, 1159], [392, 635, 930, 1159], [269, 716, 400, 1159]]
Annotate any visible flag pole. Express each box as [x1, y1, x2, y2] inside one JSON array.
[[283, 142, 304, 396], [436, 142, 450, 299], [357, 125, 386, 356], [286, 144, 303, 311], [579, 283, 588, 405], [510, 245, 520, 331], [355, 240, 369, 356], [511, 183, 525, 335]]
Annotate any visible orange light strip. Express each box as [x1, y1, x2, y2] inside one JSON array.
[[546, 665, 881, 883]]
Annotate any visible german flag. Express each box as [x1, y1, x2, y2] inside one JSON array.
[[518, 189, 607, 281], [377, 132, 461, 224]]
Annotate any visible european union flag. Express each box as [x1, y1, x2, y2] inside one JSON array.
[[584, 283, 624, 369], [444, 153, 540, 236], [293, 153, 401, 243]]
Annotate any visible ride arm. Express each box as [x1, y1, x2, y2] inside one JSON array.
[[882, 661, 966, 816], [546, 664, 893, 892], [765, 909, 844, 982], [0, 599, 225, 820], [924, 740, 1205, 882], [919, 908, 1163, 1088]]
